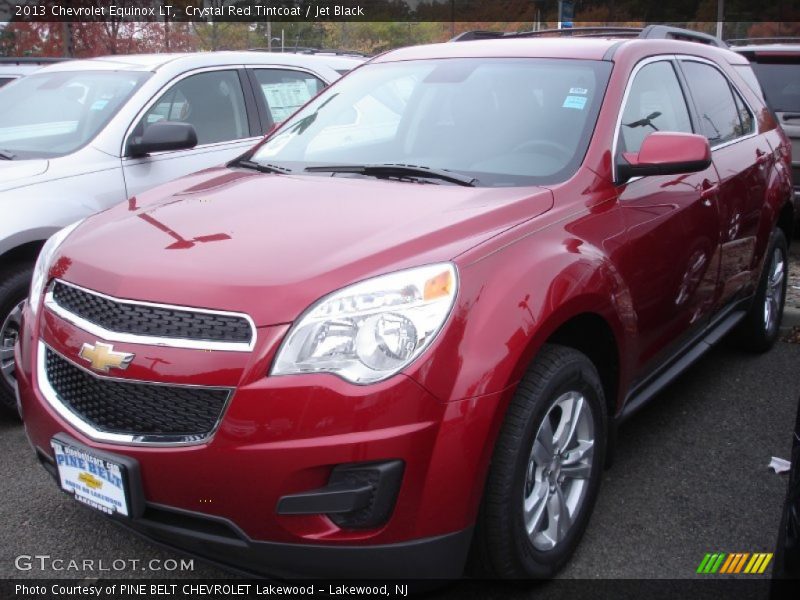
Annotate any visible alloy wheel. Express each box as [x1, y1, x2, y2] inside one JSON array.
[[763, 247, 786, 334], [0, 299, 25, 391], [523, 390, 595, 551]]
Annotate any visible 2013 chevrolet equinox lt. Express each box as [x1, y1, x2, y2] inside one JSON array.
[[15, 28, 794, 579]]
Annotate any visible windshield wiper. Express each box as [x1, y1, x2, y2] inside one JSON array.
[[0, 149, 16, 160], [304, 163, 477, 187], [235, 159, 291, 174]]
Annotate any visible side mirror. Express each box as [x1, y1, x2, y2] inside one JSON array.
[[128, 121, 198, 157], [617, 132, 711, 183]]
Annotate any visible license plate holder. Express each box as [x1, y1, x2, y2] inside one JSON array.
[[50, 433, 144, 518]]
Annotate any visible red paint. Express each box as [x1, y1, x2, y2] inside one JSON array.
[[17, 38, 793, 571]]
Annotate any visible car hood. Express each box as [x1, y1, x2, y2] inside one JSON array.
[[55, 167, 553, 326], [0, 159, 49, 188]]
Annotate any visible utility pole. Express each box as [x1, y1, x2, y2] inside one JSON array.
[[716, 0, 724, 40], [62, 22, 73, 57], [267, 18, 272, 51]]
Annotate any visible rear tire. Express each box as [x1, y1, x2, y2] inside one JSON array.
[[0, 263, 32, 415], [471, 344, 607, 578], [732, 229, 788, 353]]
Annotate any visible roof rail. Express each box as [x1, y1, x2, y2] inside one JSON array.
[[247, 47, 367, 57], [451, 25, 727, 48], [0, 56, 68, 65], [451, 27, 641, 42], [640, 25, 727, 47], [727, 37, 800, 46]]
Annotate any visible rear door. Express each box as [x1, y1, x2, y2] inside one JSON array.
[[121, 68, 260, 199], [613, 58, 722, 374], [679, 58, 771, 308]]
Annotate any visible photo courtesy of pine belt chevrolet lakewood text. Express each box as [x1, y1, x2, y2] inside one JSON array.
[[14, 26, 794, 579]]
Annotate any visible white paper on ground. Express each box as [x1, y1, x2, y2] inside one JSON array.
[[768, 457, 791, 474]]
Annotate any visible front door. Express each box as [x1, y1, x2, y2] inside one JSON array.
[[612, 59, 722, 376], [121, 69, 260, 199]]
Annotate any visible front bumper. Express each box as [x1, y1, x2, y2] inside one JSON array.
[[16, 303, 505, 578]]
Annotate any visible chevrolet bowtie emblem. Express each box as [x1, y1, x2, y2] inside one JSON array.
[[78, 472, 103, 490], [79, 342, 134, 373]]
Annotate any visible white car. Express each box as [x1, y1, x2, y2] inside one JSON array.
[[0, 57, 65, 88], [0, 51, 363, 410]]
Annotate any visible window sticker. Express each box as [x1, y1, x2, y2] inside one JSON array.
[[562, 95, 587, 110], [569, 87, 588, 95], [262, 81, 314, 122], [90, 99, 109, 111]]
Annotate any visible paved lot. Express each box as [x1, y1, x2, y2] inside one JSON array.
[[1, 340, 798, 581]]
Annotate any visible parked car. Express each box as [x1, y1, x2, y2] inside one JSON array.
[[730, 39, 800, 232], [0, 57, 65, 87], [772, 394, 800, 583], [0, 51, 363, 412], [16, 26, 794, 579]]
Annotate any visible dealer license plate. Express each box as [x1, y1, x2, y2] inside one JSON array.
[[51, 438, 130, 517]]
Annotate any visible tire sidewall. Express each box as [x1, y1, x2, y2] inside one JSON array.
[[0, 265, 32, 411], [762, 230, 789, 342], [510, 357, 607, 576]]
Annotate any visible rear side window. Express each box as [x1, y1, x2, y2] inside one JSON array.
[[0, 77, 15, 87], [617, 61, 693, 157], [681, 61, 745, 146], [732, 88, 755, 136], [251, 69, 325, 125], [749, 62, 800, 112], [733, 64, 765, 102]]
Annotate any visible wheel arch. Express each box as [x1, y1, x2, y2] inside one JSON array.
[[0, 230, 53, 274], [777, 199, 794, 246]]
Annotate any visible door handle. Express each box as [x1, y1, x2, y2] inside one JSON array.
[[782, 113, 800, 121], [700, 183, 719, 201]]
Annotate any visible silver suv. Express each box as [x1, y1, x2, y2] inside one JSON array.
[[0, 51, 362, 410]]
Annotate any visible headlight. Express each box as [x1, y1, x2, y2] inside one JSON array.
[[29, 220, 83, 316], [271, 263, 458, 384]]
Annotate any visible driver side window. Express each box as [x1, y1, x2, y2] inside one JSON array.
[[134, 70, 248, 147], [617, 61, 693, 158]]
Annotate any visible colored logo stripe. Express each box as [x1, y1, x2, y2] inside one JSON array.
[[699, 552, 773, 574]]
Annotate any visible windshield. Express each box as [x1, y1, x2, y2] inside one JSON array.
[[750, 62, 800, 112], [250, 58, 612, 187], [0, 70, 150, 159]]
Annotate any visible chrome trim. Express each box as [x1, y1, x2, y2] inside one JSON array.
[[611, 55, 677, 183], [45, 279, 257, 353], [611, 54, 759, 183], [37, 341, 232, 447]]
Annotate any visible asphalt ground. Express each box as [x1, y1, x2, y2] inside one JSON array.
[[1, 332, 799, 584]]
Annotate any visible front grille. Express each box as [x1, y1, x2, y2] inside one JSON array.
[[51, 281, 252, 344], [45, 348, 229, 438]]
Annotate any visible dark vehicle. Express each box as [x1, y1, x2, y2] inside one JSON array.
[[773, 395, 800, 581], [730, 39, 800, 232]]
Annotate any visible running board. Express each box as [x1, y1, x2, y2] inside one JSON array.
[[619, 309, 747, 421]]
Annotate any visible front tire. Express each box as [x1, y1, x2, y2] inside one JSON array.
[[0, 263, 32, 414], [472, 344, 607, 578], [732, 229, 788, 353]]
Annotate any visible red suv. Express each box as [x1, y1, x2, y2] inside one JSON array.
[[15, 26, 794, 579]]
